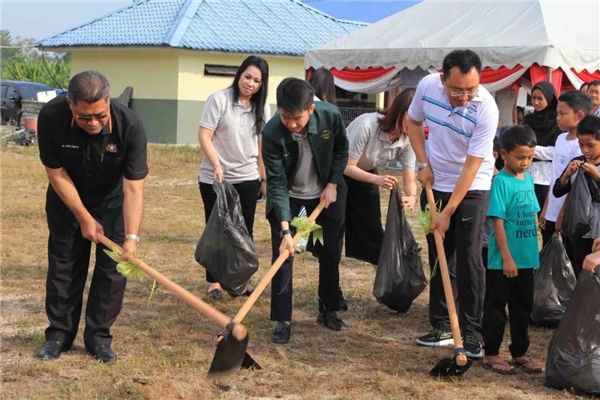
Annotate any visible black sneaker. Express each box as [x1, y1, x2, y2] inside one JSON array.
[[463, 335, 483, 359], [415, 329, 454, 347], [272, 322, 291, 344], [317, 311, 347, 331]]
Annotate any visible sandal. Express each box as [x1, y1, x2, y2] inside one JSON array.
[[509, 357, 543, 374], [481, 360, 517, 375]]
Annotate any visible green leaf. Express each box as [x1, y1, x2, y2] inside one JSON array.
[[102, 246, 144, 280], [291, 216, 324, 248]]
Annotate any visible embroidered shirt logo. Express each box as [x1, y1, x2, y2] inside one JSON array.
[[62, 144, 79, 149], [105, 143, 118, 153], [321, 129, 331, 140]]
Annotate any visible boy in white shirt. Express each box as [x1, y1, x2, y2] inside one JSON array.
[[539, 90, 592, 242]]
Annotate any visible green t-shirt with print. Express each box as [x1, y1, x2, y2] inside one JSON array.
[[487, 170, 540, 270]]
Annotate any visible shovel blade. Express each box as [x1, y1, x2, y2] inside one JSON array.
[[208, 333, 250, 377], [430, 356, 473, 377], [241, 351, 261, 370]]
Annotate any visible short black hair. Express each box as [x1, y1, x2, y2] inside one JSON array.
[[276, 77, 314, 113], [68, 70, 110, 104], [588, 80, 600, 89], [577, 115, 600, 140], [442, 49, 482, 78], [499, 125, 537, 152], [558, 90, 593, 114]]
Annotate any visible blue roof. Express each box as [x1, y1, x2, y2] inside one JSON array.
[[36, 0, 366, 56]]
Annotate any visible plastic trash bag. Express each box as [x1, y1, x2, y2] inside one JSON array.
[[545, 266, 600, 395], [530, 233, 577, 327], [562, 169, 592, 239], [373, 186, 426, 313], [195, 181, 258, 296]]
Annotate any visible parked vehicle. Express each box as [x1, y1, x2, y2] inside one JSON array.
[[1, 81, 54, 126]]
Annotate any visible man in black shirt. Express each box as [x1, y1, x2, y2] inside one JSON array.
[[36, 71, 148, 363]]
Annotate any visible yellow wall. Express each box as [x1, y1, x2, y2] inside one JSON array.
[[71, 49, 180, 99], [176, 51, 303, 104], [72, 49, 304, 104]]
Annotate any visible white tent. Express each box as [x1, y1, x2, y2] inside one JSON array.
[[305, 0, 600, 93]]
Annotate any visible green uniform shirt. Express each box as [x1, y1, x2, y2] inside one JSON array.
[[262, 101, 348, 222]]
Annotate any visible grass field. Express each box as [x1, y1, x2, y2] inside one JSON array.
[[0, 137, 583, 399]]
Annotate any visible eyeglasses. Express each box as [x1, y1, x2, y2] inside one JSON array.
[[448, 88, 478, 97], [73, 111, 110, 122]]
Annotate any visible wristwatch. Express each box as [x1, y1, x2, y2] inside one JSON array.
[[279, 229, 291, 239], [416, 161, 430, 171], [125, 233, 140, 243]]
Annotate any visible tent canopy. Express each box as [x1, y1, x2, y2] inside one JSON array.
[[305, 0, 600, 72]]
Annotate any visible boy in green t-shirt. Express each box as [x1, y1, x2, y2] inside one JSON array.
[[482, 126, 542, 375]]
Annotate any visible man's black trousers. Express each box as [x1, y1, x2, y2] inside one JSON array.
[[268, 189, 346, 322], [420, 189, 489, 341], [44, 187, 126, 352]]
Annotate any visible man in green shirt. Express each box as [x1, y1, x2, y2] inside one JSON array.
[[262, 78, 348, 344]]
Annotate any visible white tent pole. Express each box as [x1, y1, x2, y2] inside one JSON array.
[[547, 67, 553, 82]]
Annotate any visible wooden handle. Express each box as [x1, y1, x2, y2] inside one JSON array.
[[425, 183, 468, 366], [97, 234, 247, 341], [232, 200, 327, 323]]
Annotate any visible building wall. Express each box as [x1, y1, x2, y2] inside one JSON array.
[[71, 49, 303, 144], [71, 49, 181, 143]]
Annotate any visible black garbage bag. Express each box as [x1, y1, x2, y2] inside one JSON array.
[[195, 181, 258, 296], [545, 266, 600, 395], [562, 169, 592, 239], [530, 233, 577, 327], [373, 186, 426, 313]]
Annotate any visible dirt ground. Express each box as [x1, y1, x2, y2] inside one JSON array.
[[0, 139, 585, 399]]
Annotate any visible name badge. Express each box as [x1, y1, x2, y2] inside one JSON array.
[[105, 143, 118, 153]]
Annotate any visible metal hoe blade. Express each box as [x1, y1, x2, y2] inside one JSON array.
[[430, 350, 473, 377], [208, 322, 261, 377], [208, 333, 250, 377]]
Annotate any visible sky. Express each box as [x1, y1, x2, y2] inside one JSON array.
[[1, 0, 419, 42], [2, 0, 131, 41]]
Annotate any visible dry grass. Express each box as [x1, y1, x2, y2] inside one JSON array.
[[0, 137, 583, 399]]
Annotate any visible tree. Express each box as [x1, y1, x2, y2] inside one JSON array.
[[1, 29, 70, 88]]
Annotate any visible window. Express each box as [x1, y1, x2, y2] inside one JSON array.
[[204, 64, 238, 77]]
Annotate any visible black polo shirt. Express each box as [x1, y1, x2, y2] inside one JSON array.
[[38, 95, 148, 207]]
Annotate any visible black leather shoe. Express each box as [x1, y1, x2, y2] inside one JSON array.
[[272, 322, 291, 344], [339, 289, 348, 312], [317, 311, 347, 331], [92, 344, 117, 363], [37, 340, 69, 360]]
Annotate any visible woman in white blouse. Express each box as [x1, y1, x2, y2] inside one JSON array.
[[197, 55, 270, 299], [344, 88, 417, 265]]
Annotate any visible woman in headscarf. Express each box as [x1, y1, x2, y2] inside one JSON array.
[[522, 81, 561, 244]]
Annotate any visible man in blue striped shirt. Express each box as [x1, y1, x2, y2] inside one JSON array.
[[406, 49, 499, 359]]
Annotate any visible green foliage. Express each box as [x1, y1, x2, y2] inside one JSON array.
[[1, 29, 70, 88], [103, 244, 157, 308], [2, 55, 70, 88], [291, 216, 323, 246]]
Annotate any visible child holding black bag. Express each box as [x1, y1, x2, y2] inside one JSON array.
[[553, 115, 600, 277]]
